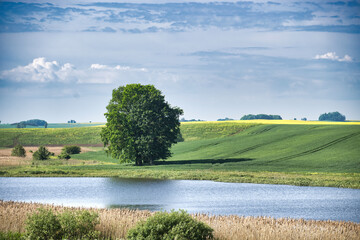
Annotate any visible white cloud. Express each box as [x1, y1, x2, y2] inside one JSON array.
[[314, 52, 353, 62], [0, 57, 76, 83], [339, 54, 353, 62], [0, 57, 166, 85], [90, 64, 109, 70]]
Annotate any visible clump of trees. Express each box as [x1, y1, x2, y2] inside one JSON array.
[[11, 119, 48, 128], [180, 118, 204, 122], [217, 117, 234, 121], [240, 114, 282, 120], [101, 84, 183, 166], [11, 144, 26, 157], [319, 111, 346, 121], [127, 210, 214, 240], [32, 146, 54, 160]]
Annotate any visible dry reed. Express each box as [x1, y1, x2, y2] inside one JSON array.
[[0, 200, 358, 240]]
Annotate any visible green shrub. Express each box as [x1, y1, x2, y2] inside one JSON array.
[[62, 145, 81, 154], [25, 208, 62, 240], [0, 231, 23, 240], [58, 152, 71, 160], [11, 144, 26, 157], [127, 210, 214, 240], [32, 146, 52, 160], [58, 210, 100, 240], [25, 208, 100, 240]]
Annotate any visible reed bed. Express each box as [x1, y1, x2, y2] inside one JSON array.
[[1, 201, 359, 239]]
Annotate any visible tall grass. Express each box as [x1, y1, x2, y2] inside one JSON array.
[[0, 201, 358, 240]]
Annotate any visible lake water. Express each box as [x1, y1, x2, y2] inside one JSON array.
[[0, 177, 359, 222]]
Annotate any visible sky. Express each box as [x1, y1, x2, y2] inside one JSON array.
[[0, 0, 359, 123]]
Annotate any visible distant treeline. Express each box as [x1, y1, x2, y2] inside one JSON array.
[[240, 114, 282, 120], [217, 117, 234, 121], [11, 119, 47, 128], [180, 118, 204, 122]]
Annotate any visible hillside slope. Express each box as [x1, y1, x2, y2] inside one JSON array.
[[170, 123, 360, 173]]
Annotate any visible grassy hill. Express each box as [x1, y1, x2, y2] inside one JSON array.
[[171, 123, 360, 173]]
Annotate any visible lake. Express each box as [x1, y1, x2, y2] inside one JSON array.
[[0, 177, 359, 222]]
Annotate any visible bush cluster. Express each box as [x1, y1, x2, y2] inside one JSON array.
[[62, 145, 81, 154], [127, 210, 214, 240], [32, 146, 53, 160], [58, 145, 81, 160], [25, 208, 99, 240], [0, 231, 23, 240], [11, 144, 26, 157]]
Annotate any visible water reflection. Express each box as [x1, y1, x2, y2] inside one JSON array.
[[0, 177, 359, 222]]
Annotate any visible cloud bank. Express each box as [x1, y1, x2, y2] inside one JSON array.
[[0, 57, 172, 85], [1, 1, 359, 33]]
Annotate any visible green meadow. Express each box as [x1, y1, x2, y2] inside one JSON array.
[[1, 121, 359, 188]]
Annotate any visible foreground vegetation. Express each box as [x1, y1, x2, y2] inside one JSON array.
[[1, 201, 359, 240], [0, 121, 359, 188]]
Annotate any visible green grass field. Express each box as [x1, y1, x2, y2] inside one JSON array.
[[1, 121, 359, 188], [0, 126, 103, 147]]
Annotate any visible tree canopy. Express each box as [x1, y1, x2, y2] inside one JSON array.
[[318, 111, 346, 121], [101, 84, 183, 166]]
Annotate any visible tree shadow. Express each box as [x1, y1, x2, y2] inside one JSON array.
[[153, 158, 254, 165]]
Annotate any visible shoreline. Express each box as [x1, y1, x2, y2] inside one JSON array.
[[1, 167, 359, 189], [1, 200, 359, 239]]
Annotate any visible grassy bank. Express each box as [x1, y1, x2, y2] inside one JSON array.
[[0, 121, 359, 188], [1, 201, 359, 240]]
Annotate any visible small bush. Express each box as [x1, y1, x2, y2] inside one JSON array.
[[25, 208, 62, 240], [62, 145, 81, 154], [11, 144, 26, 157], [127, 210, 214, 240], [59, 210, 100, 240], [58, 152, 71, 160], [32, 146, 53, 160], [25, 208, 100, 240], [0, 231, 23, 240]]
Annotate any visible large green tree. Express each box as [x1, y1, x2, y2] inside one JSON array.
[[101, 84, 183, 166]]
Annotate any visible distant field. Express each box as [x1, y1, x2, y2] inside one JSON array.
[[0, 123, 105, 129], [0, 126, 102, 147], [1, 121, 359, 188], [185, 119, 360, 125], [0, 121, 255, 147]]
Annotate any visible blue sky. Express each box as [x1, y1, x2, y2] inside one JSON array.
[[0, 0, 359, 123]]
